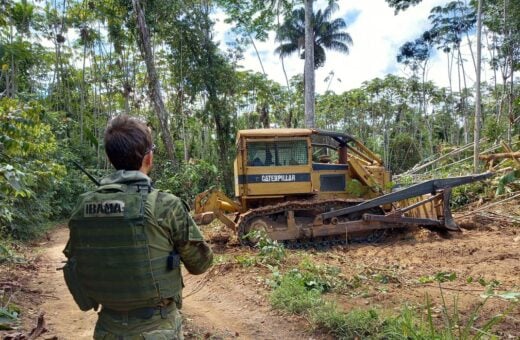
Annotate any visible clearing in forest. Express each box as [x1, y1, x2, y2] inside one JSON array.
[[1, 200, 519, 339]]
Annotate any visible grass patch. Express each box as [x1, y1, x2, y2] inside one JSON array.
[[384, 304, 436, 339], [310, 304, 384, 339], [269, 267, 385, 338], [269, 263, 517, 339], [270, 269, 322, 314]]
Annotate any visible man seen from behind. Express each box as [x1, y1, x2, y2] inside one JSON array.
[[63, 114, 213, 339]]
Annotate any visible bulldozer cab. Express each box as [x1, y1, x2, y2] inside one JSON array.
[[235, 129, 314, 199], [233, 129, 389, 210]]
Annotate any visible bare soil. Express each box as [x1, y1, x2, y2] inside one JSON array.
[[1, 206, 519, 339]]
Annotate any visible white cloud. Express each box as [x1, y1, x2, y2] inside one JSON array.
[[212, 0, 487, 94]]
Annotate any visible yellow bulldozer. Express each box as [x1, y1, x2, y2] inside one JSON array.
[[194, 128, 490, 245]]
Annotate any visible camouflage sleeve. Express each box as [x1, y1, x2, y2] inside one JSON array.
[[156, 193, 213, 275]]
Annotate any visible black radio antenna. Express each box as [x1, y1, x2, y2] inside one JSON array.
[[71, 160, 101, 186]]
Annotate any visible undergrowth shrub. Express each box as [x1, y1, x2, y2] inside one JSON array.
[[243, 230, 286, 266], [383, 304, 436, 339], [310, 304, 383, 339], [0, 99, 68, 239], [451, 181, 488, 209], [153, 159, 219, 204], [270, 269, 322, 314]]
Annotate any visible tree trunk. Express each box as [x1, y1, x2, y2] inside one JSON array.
[[249, 33, 267, 76], [132, 0, 176, 165], [275, 3, 292, 126], [474, 0, 483, 173], [506, 0, 513, 145], [484, 31, 499, 116], [259, 105, 269, 128], [80, 42, 87, 144], [457, 49, 468, 144], [304, 0, 315, 128], [508, 67, 514, 144], [9, 25, 15, 98]]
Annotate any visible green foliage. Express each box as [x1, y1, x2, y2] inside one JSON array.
[[154, 160, 219, 204], [451, 181, 487, 209], [216, 0, 294, 41], [234, 254, 257, 267], [384, 295, 517, 340], [0, 99, 68, 239], [0, 300, 20, 331], [0, 241, 24, 264], [415, 273, 518, 339], [418, 271, 457, 284], [483, 117, 507, 143], [389, 133, 422, 173], [0, 0, 517, 245], [270, 263, 515, 339], [275, 2, 352, 69], [312, 307, 383, 339], [385, 0, 423, 14], [346, 178, 367, 197], [496, 169, 520, 196], [270, 268, 323, 314], [269, 266, 385, 338], [0, 246, 22, 329], [297, 258, 343, 293], [243, 230, 286, 266]]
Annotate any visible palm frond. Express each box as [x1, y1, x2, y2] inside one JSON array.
[[323, 40, 351, 54], [275, 42, 301, 58], [274, 1, 352, 68], [322, 1, 339, 21]]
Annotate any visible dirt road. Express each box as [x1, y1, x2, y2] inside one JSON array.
[[4, 215, 520, 339], [25, 227, 97, 339], [19, 227, 310, 339]]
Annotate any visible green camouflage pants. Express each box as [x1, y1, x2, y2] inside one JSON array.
[[93, 308, 183, 340]]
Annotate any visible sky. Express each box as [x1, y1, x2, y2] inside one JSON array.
[[211, 0, 485, 94]]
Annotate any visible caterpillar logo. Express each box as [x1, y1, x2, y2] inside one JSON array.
[[261, 174, 296, 182], [85, 200, 125, 217]]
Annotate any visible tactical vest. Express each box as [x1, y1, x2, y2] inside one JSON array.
[[68, 183, 182, 311]]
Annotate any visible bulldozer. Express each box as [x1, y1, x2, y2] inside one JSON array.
[[194, 128, 490, 245]]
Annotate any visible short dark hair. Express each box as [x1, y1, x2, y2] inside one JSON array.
[[104, 115, 152, 170]]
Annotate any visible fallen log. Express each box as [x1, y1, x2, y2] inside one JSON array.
[[479, 152, 520, 161]]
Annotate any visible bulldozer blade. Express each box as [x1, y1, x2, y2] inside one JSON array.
[[321, 172, 492, 221], [193, 212, 215, 225], [442, 188, 459, 231], [362, 214, 443, 226]]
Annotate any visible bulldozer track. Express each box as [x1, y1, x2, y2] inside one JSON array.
[[237, 198, 386, 248], [280, 231, 388, 249]]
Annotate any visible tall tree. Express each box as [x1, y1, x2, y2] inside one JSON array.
[[397, 32, 435, 155], [484, 0, 520, 143], [276, 1, 352, 127], [474, 0, 482, 173], [304, 0, 315, 128], [131, 0, 176, 164], [428, 1, 476, 143]]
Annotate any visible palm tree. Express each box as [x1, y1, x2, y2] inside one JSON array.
[[276, 1, 352, 127]]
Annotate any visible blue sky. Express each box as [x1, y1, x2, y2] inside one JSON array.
[[212, 0, 483, 94]]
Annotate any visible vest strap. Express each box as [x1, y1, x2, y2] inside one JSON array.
[[101, 302, 176, 320]]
